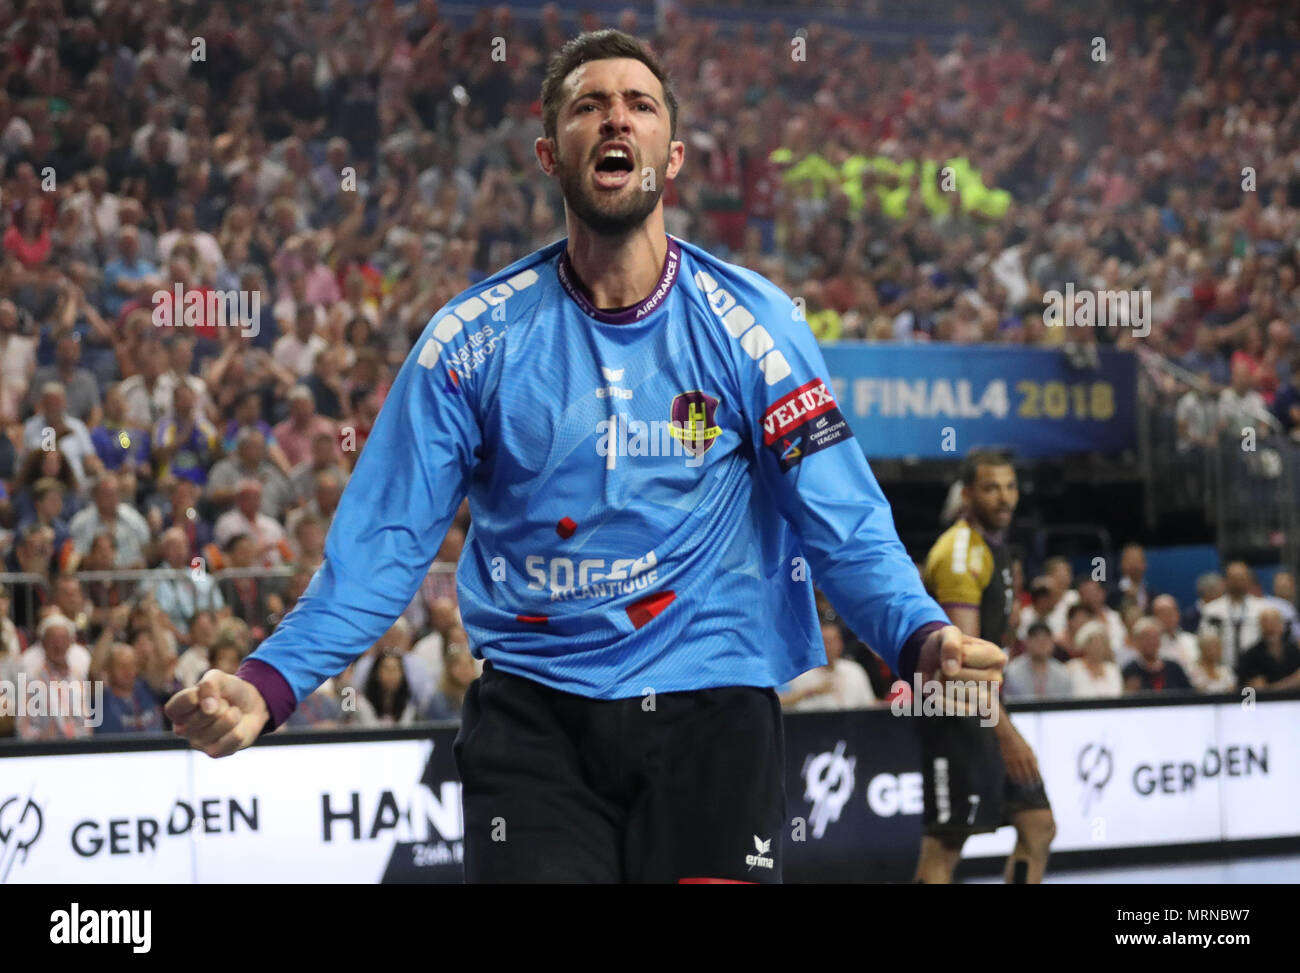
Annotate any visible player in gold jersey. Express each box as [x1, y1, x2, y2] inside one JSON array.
[[915, 449, 1055, 883]]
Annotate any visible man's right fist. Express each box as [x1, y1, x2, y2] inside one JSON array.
[[165, 670, 270, 758]]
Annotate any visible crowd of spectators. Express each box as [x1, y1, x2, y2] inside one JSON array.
[[795, 547, 1300, 712], [1, 0, 1300, 739], [999, 551, 1300, 699]]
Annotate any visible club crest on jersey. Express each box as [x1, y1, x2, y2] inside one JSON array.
[[668, 391, 722, 457]]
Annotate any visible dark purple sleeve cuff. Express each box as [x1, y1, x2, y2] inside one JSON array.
[[236, 658, 298, 734], [898, 621, 947, 685]]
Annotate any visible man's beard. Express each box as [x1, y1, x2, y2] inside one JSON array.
[[973, 505, 1012, 534], [555, 147, 667, 238]]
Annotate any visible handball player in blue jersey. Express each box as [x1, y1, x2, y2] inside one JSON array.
[[167, 30, 1007, 883]]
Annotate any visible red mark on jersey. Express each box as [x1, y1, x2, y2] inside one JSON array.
[[626, 590, 675, 629]]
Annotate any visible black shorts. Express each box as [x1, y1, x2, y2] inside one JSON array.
[[453, 662, 786, 883], [918, 715, 1051, 839]]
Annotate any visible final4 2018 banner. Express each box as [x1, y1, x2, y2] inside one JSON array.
[[819, 344, 1138, 459]]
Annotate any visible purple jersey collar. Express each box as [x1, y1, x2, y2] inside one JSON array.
[[557, 236, 681, 324]]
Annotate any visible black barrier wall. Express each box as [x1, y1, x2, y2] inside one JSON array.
[[2, 692, 1298, 883]]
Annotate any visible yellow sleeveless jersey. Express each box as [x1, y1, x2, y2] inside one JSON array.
[[922, 517, 1012, 647]]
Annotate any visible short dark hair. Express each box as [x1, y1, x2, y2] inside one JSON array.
[[540, 30, 678, 141], [294, 512, 324, 533], [210, 632, 243, 662], [32, 476, 65, 504], [211, 638, 240, 658], [1026, 620, 1052, 638], [959, 448, 1014, 487], [1067, 602, 1092, 622]]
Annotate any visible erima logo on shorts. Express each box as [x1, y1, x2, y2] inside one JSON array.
[[746, 835, 774, 870], [692, 270, 791, 386]]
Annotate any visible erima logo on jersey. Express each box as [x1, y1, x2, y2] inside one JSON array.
[[417, 268, 540, 378], [746, 835, 774, 870], [692, 270, 791, 386], [595, 366, 632, 399]]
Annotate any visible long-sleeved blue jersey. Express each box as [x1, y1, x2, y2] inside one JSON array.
[[242, 236, 948, 724]]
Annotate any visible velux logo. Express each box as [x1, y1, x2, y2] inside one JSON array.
[[745, 835, 774, 871], [761, 379, 835, 443]]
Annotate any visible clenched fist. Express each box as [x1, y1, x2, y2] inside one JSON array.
[[915, 624, 1007, 715], [165, 670, 270, 758]]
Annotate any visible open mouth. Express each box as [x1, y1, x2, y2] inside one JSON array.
[[593, 145, 635, 189]]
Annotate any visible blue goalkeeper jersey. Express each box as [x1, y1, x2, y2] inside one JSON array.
[[244, 235, 947, 718]]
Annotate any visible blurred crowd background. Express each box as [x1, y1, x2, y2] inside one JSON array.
[[0, 0, 1298, 740]]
